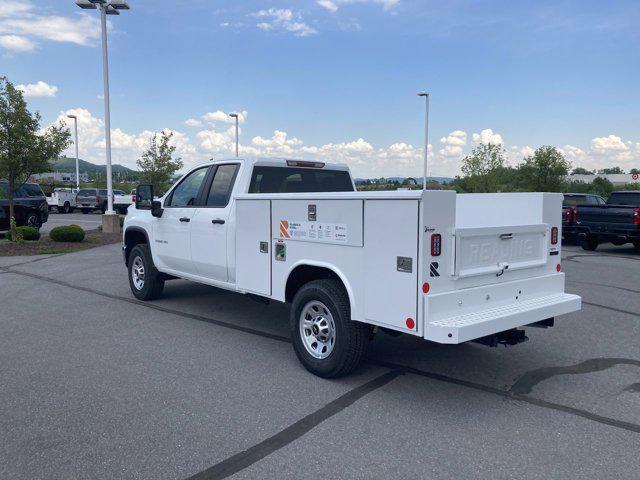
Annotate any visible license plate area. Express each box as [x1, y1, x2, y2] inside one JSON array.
[[454, 224, 547, 278]]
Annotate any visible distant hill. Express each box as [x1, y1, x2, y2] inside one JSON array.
[[51, 156, 136, 175]]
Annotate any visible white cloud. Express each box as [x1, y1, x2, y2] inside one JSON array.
[[16, 80, 57, 97], [439, 130, 467, 156], [201, 110, 247, 124], [317, 0, 400, 12], [0, 33, 33, 51], [0, 1, 32, 17], [252, 8, 318, 37], [0, 2, 102, 53], [317, 1, 339, 12], [472, 128, 503, 145], [591, 134, 628, 152], [184, 118, 203, 127]]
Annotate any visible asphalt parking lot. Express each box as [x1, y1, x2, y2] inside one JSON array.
[[1, 242, 639, 479], [40, 211, 104, 234]]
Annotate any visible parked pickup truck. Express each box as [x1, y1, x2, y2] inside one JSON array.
[[0, 181, 49, 230], [113, 189, 134, 214], [47, 188, 77, 214], [562, 193, 605, 243], [123, 158, 581, 377], [573, 191, 640, 251]]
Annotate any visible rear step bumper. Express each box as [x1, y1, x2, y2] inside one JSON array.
[[425, 293, 581, 344]]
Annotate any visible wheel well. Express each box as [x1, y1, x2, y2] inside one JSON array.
[[285, 265, 344, 303], [124, 228, 148, 264]]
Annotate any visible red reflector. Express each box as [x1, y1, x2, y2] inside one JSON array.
[[422, 282, 430, 294], [633, 208, 640, 225], [430, 233, 441, 256], [551, 227, 558, 245], [556, 263, 561, 272], [406, 318, 415, 329]]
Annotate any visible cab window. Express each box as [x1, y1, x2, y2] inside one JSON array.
[[205, 164, 239, 207], [248, 166, 354, 193], [167, 167, 209, 207]]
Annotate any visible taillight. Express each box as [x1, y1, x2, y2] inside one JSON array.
[[633, 208, 640, 225], [572, 207, 578, 222], [132, 194, 136, 203], [430, 233, 441, 256], [95, 194, 99, 203], [551, 227, 558, 245], [565, 209, 571, 223]]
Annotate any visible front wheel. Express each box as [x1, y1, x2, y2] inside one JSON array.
[[24, 212, 41, 229], [290, 279, 369, 378], [128, 244, 164, 301], [580, 235, 598, 251]]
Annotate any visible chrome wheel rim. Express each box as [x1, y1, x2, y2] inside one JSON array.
[[26, 215, 38, 228], [131, 256, 145, 290], [299, 300, 336, 359]]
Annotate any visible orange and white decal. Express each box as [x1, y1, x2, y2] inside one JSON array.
[[279, 220, 291, 239]]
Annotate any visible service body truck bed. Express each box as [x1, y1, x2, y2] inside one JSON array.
[[234, 190, 580, 343], [123, 158, 581, 377]]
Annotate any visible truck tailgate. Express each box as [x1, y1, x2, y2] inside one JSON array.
[[454, 224, 548, 278]]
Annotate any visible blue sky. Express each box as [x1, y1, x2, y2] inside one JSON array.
[[1, 0, 639, 177]]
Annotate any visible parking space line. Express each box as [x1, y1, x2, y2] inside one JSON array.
[[568, 279, 640, 295], [186, 370, 403, 480], [582, 300, 640, 318]]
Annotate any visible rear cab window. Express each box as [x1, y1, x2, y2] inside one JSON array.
[[607, 193, 640, 205], [248, 166, 354, 193]]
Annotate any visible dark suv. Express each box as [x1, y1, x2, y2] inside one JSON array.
[[76, 188, 110, 214], [0, 181, 49, 231]]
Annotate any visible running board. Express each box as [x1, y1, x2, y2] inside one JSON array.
[[425, 293, 581, 344]]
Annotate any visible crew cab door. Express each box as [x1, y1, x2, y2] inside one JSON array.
[[190, 163, 240, 282], [153, 166, 210, 272]]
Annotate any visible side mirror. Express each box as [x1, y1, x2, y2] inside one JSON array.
[[151, 200, 164, 218], [135, 184, 153, 210]]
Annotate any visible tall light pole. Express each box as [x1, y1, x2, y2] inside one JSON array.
[[76, 0, 129, 228], [66, 114, 80, 189], [229, 113, 239, 157], [418, 92, 429, 190]]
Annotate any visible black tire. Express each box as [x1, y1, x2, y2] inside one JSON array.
[[633, 241, 640, 252], [101, 203, 107, 214], [128, 244, 164, 301], [82, 208, 90, 214], [290, 279, 369, 378], [24, 212, 41, 229], [62, 201, 71, 214], [580, 235, 598, 251], [69, 207, 75, 213]]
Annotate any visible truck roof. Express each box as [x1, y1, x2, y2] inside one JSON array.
[[191, 157, 351, 172]]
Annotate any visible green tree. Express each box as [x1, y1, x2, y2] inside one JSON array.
[[518, 146, 570, 192], [459, 143, 507, 192], [590, 177, 614, 198], [598, 166, 624, 174], [571, 167, 594, 175], [630, 168, 639, 175], [0, 77, 70, 240], [137, 130, 183, 194]]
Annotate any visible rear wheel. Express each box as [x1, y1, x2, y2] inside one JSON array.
[[82, 208, 90, 214], [128, 244, 164, 301], [101, 203, 107, 214], [290, 279, 369, 378], [580, 235, 598, 251], [61, 201, 71, 214]]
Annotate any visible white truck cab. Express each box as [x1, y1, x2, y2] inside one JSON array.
[[123, 157, 581, 377]]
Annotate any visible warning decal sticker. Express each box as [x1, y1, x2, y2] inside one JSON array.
[[279, 220, 348, 244]]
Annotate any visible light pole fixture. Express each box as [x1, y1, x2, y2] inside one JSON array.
[[229, 113, 239, 157], [66, 114, 80, 189], [75, 0, 130, 226], [417, 92, 429, 190]]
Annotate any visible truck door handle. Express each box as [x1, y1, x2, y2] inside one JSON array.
[[212, 219, 225, 225], [179, 217, 190, 223], [500, 233, 513, 240]]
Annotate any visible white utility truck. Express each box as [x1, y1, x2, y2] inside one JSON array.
[[123, 158, 581, 377], [47, 188, 77, 213]]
